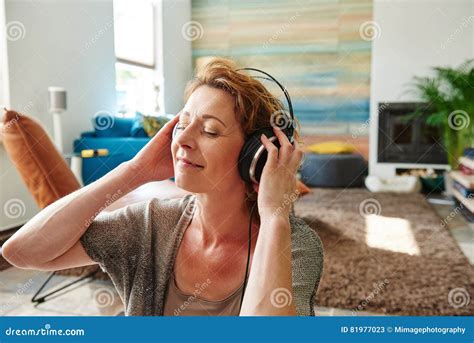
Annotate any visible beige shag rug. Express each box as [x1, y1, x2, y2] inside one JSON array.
[[294, 188, 474, 316]]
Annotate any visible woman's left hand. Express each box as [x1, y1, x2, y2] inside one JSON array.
[[253, 126, 304, 221]]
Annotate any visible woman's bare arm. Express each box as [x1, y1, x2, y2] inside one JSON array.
[[2, 114, 179, 270], [239, 216, 297, 316], [239, 127, 304, 315], [1, 161, 146, 269]]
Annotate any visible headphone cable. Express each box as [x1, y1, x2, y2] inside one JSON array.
[[238, 200, 258, 314]]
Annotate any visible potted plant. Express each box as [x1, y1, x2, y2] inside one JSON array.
[[404, 59, 473, 170]]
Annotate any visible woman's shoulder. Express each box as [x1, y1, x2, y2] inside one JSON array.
[[147, 194, 195, 229], [148, 193, 194, 214], [149, 194, 194, 216]]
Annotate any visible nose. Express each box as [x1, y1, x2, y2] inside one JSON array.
[[173, 122, 197, 150]]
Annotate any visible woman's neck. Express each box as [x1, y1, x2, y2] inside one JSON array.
[[193, 190, 259, 247]]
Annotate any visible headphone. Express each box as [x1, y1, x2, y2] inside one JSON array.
[[172, 67, 296, 185], [172, 68, 296, 313]]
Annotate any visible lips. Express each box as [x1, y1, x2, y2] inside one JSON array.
[[177, 157, 204, 168]]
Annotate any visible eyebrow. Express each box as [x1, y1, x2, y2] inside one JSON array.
[[181, 111, 227, 128]]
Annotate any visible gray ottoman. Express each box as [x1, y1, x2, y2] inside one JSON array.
[[300, 153, 367, 187]]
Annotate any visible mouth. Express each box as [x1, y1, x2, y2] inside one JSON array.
[[177, 157, 205, 169]]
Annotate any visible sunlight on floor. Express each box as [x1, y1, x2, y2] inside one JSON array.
[[365, 214, 420, 256]]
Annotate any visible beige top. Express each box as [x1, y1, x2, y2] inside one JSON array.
[[163, 271, 245, 316], [80, 194, 324, 316]]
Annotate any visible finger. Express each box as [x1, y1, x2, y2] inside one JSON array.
[[272, 126, 292, 148], [252, 183, 259, 193], [161, 113, 181, 134], [272, 126, 293, 161], [290, 148, 304, 170], [151, 114, 180, 143], [261, 134, 278, 166]]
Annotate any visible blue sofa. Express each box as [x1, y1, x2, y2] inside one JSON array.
[[73, 114, 151, 185]]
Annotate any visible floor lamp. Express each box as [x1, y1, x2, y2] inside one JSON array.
[[48, 87, 67, 153]]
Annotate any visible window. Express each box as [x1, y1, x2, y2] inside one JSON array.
[[113, 0, 159, 117]]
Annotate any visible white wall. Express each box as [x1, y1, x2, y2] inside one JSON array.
[[369, 0, 474, 178], [156, 0, 192, 115], [0, 0, 8, 109], [1, 0, 117, 230]]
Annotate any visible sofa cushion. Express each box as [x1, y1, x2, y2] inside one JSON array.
[[306, 141, 356, 154], [300, 153, 367, 187], [73, 136, 150, 184], [93, 114, 134, 138], [130, 119, 147, 137], [2, 110, 81, 208]]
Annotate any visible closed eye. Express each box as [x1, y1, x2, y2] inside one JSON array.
[[176, 124, 219, 137]]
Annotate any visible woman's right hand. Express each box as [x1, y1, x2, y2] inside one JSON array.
[[128, 113, 180, 184]]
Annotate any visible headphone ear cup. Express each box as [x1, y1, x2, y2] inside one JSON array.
[[238, 127, 280, 184]]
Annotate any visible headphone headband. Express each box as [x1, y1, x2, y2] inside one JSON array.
[[236, 67, 295, 135]]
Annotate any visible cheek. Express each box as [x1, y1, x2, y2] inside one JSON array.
[[206, 141, 243, 172], [171, 141, 178, 159]]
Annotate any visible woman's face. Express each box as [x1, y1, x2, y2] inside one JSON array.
[[171, 85, 246, 193]]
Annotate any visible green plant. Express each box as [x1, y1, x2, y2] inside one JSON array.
[[403, 59, 473, 169]]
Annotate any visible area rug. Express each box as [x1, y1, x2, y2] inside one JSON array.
[[294, 188, 474, 316]]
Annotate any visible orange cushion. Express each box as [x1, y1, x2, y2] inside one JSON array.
[[296, 180, 311, 195], [2, 110, 81, 208]]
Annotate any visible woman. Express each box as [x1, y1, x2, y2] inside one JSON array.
[[3, 58, 323, 316]]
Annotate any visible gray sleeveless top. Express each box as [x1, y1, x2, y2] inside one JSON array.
[[163, 271, 245, 316]]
